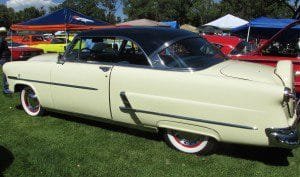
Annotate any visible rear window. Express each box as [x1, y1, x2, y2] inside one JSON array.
[[158, 37, 226, 70]]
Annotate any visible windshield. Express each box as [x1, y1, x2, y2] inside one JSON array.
[[158, 37, 226, 70], [231, 41, 256, 55], [51, 38, 70, 44]]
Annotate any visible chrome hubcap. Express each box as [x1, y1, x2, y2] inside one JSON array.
[[24, 89, 40, 113], [172, 131, 204, 147]]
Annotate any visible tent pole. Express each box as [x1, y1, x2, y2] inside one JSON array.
[[65, 8, 68, 52], [10, 30, 13, 62], [246, 25, 251, 42]]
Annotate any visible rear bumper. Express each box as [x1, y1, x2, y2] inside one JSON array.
[[266, 116, 300, 149]]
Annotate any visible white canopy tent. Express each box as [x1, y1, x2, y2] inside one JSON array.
[[204, 14, 248, 30]]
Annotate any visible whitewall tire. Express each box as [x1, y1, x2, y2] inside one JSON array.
[[164, 129, 216, 155], [21, 87, 44, 116]]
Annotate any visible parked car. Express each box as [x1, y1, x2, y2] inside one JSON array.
[[3, 27, 299, 155], [11, 35, 51, 46], [204, 21, 300, 93], [202, 34, 255, 55], [31, 37, 71, 53], [8, 42, 44, 61]]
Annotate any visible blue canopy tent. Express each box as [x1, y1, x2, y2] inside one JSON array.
[[232, 17, 300, 41], [162, 21, 180, 29], [11, 8, 112, 31]]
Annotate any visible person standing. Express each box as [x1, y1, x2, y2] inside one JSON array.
[[0, 27, 12, 94]]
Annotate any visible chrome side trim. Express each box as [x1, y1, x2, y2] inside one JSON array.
[[7, 76, 98, 91], [119, 106, 258, 130]]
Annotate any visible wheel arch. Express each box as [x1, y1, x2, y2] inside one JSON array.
[[14, 84, 29, 93], [157, 121, 221, 141], [14, 82, 39, 96]]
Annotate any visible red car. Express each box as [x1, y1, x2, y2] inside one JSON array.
[[8, 42, 43, 61], [202, 34, 253, 55], [203, 21, 300, 93], [10, 35, 50, 46]]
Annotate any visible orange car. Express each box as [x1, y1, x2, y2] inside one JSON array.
[[10, 35, 51, 45]]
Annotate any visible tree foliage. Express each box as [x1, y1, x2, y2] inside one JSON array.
[[0, 5, 45, 28], [123, 0, 300, 27], [219, 0, 293, 20], [1, 0, 300, 29]]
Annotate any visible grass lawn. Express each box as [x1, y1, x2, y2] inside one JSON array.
[[0, 68, 299, 177]]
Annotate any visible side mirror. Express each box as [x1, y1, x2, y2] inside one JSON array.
[[57, 54, 65, 64]]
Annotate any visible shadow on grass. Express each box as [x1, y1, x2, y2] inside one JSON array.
[[38, 110, 293, 166], [215, 143, 292, 166], [15, 104, 22, 110], [0, 146, 14, 177], [48, 112, 162, 142]]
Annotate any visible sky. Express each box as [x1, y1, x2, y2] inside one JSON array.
[[0, 0, 126, 19]]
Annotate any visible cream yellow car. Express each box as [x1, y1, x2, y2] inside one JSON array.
[[3, 27, 300, 155]]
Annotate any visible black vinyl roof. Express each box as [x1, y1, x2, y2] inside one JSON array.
[[78, 27, 198, 55]]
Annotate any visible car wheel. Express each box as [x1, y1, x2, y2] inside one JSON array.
[[20, 87, 45, 116], [164, 129, 216, 155]]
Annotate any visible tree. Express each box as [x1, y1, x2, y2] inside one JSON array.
[[101, 0, 119, 23], [14, 7, 45, 23], [187, 0, 220, 26], [219, 0, 293, 20], [123, 0, 191, 23], [276, 0, 300, 18], [0, 5, 15, 28]]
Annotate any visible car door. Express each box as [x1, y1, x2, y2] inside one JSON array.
[[50, 37, 113, 119]]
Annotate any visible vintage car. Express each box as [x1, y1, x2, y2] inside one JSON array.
[[11, 35, 51, 46], [31, 37, 72, 54], [3, 27, 300, 155], [204, 21, 300, 93], [202, 34, 255, 55], [8, 42, 44, 61]]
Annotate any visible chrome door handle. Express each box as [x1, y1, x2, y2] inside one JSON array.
[[99, 66, 111, 72]]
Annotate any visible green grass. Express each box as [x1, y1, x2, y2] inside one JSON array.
[[0, 68, 299, 177]]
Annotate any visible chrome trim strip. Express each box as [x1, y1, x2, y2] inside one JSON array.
[[120, 106, 258, 130], [7, 76, 98, 91]]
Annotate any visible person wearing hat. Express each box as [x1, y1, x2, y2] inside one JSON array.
[[0, 27, 12, 94]]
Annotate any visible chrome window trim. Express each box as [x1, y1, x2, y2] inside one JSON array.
[[149, 35, 198, 59]]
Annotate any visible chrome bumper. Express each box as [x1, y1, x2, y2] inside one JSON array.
[[266, 116, 300, 149]]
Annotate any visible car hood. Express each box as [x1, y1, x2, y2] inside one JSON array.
[[28, 53, 58, 62], [220, 61, 282, 85]]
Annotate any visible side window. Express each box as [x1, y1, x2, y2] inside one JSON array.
[[81, 37, 121, 63], [64, 36, 150, 66], [118, 40, 149, 66], [32, 36, 44, 42], [65, 38, 81, 61], [22, 36, 29, 42]]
